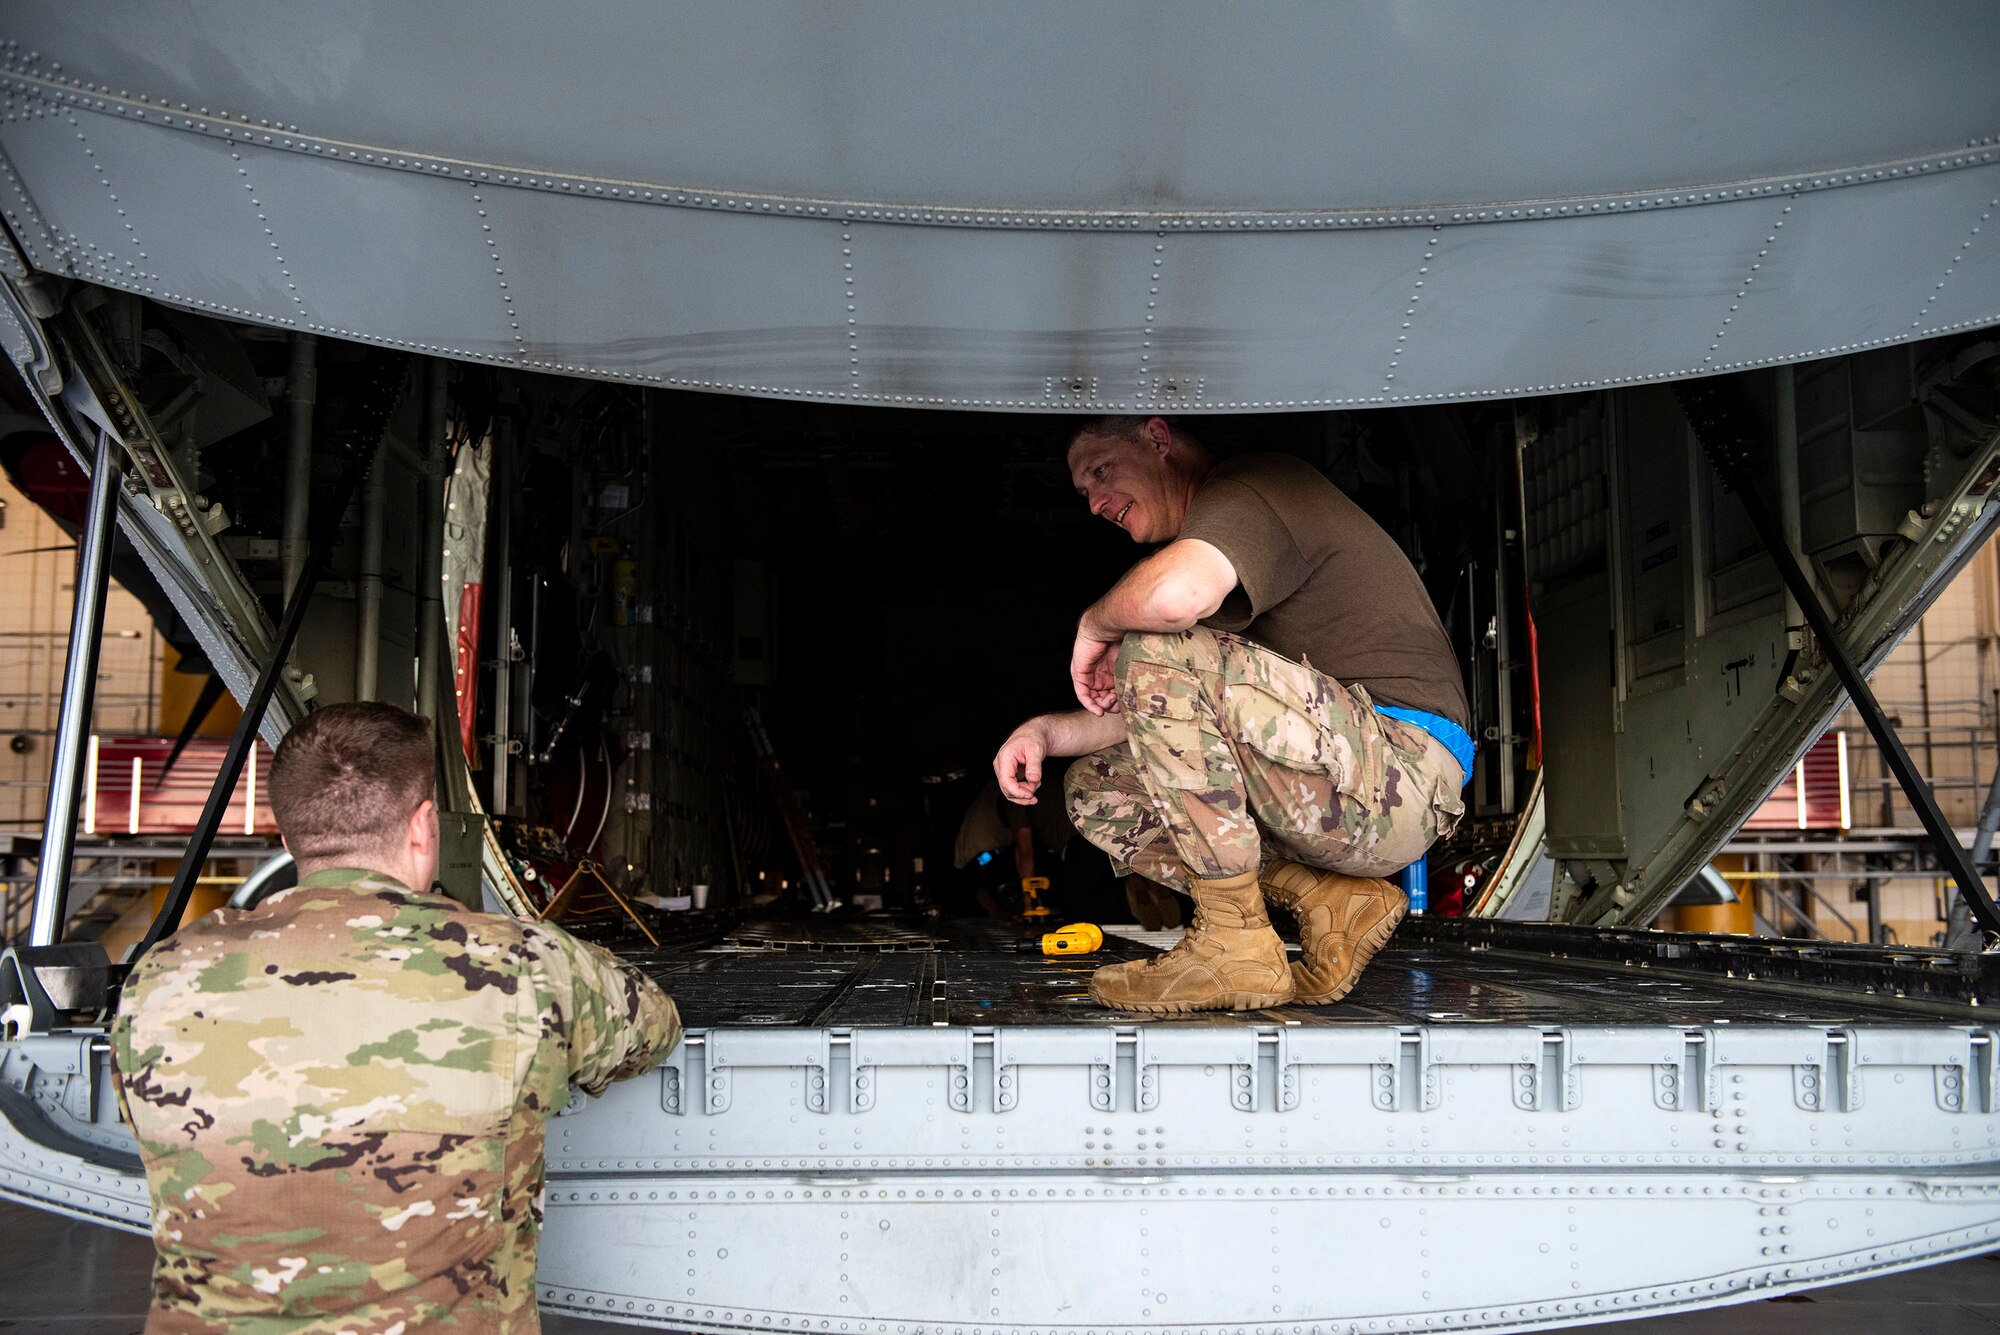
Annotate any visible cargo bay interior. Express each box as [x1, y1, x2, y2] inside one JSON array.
[[477, 391, 1527, 931], [5, 302, 1535, 936], [9, 278, 2000, 1335], [12, 294, 2000, 991]]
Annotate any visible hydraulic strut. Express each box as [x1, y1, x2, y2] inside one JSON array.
[[1676, 380, 2000, 941], [26, 428, 120, 946]]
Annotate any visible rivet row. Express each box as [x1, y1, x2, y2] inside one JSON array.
[[2, 64, 1995, 236]]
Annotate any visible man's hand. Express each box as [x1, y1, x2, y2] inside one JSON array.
[[1067, 540, 1236, 714], [995, 710, 1128, 805], [1070, 621, 1124, 716], [994, 720, 1052, 804]]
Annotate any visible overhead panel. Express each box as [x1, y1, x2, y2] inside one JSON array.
[[0, 89, 157, 292], [494, 189, 854, 398], [0, 6, 1995, 410], [1391, 204, 1761, 399], [5, 3, 1995, 211], [1139, 227, 1422, 409], [1714, 168, 2000, 364], [830, 225, 1145, 407]]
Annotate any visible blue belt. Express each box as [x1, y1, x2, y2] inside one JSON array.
[[1374, 705, 1475, 788]]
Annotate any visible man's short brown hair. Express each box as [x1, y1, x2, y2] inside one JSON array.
[[1066, 415, 1205, 457], [268, 702, 436, 864], [1068, 415, 1152, 448]]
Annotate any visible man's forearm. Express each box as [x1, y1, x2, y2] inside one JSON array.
[[1035, 708, 1127, 757]]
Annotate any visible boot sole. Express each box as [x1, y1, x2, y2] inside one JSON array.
[[1293, 899, 1407, 1005], [1088, 985, 1294, 1014]]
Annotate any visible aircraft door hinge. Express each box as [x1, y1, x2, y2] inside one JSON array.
[[1704, 1027, 1846, 1114], [1975, 1031, 1999, 1115], [63, 1035, 99, 1123], [658, 1042, 690, 1115], [1426, 1028, 1545, 1112], [1132, 1028, 1266, 1113], [1562, 1028, 1699, 1112], [1844, 1027, 1987, 1115], [849, 1029, 985, 1114], [700, 1029, 836, 1115], [11, 1034, 102, 1124], [1283, 1027, 1405, 1113]]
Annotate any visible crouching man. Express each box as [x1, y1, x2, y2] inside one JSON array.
[[112, 701, 681, 1332], [994, 416, 1471, 1012]]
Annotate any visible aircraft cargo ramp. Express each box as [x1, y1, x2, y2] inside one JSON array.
[[3, 917, 1998, 1334]]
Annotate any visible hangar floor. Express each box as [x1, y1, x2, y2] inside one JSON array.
[[2, 1197, 1993, 1334]]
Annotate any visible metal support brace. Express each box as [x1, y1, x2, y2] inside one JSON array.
[[28, 428, 119, 947], [280, 333, 317, 601], [355, 457, 386, 701], [1677, 381, 2000, 939]]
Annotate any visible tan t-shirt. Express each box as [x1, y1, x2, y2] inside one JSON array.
[[1179, 453, 1470, 729]]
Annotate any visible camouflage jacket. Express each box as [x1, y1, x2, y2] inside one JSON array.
[[109, 867, 682, 1333]]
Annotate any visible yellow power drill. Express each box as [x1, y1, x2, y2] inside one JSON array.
[[1015, 922, 1105, 956], [1020, 874, 1053, 920]]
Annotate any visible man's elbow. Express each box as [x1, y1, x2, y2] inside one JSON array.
[[1153, 576, 1227, 629]]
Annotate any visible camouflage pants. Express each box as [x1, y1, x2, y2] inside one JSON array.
[[1064, 627, 1465, 892]]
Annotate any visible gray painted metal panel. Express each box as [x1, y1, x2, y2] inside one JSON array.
[[5, 1024, 1999, 1331], [5, 4, 1998, 212], [0, 6, 1995, 410]]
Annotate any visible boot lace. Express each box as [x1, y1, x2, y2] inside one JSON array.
[[1145, 903, 1219, 968]]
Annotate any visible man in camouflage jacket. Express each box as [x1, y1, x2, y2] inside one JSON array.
[[993, 416, 1471, 1015], [111, 702, 681, 1333]]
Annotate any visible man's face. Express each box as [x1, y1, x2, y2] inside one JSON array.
[[1068, 424, 1184, 544]]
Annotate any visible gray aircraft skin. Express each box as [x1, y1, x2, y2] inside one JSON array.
[[2, 4, 2000, 1331], [0, 4, 1997, 409]]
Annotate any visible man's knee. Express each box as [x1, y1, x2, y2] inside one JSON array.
[[1062, 751, 1119, 820]]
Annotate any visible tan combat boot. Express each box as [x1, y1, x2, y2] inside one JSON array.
[[1088, 868, 1293, 1013], [1260, 861, 1406, 1004]]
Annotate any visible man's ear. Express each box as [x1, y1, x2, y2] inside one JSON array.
[[408, 798, 438, 855], [1144, 416, 1173, 456]]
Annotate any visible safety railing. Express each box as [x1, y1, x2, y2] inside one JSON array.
[[1843, 720, 1999, 829]]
